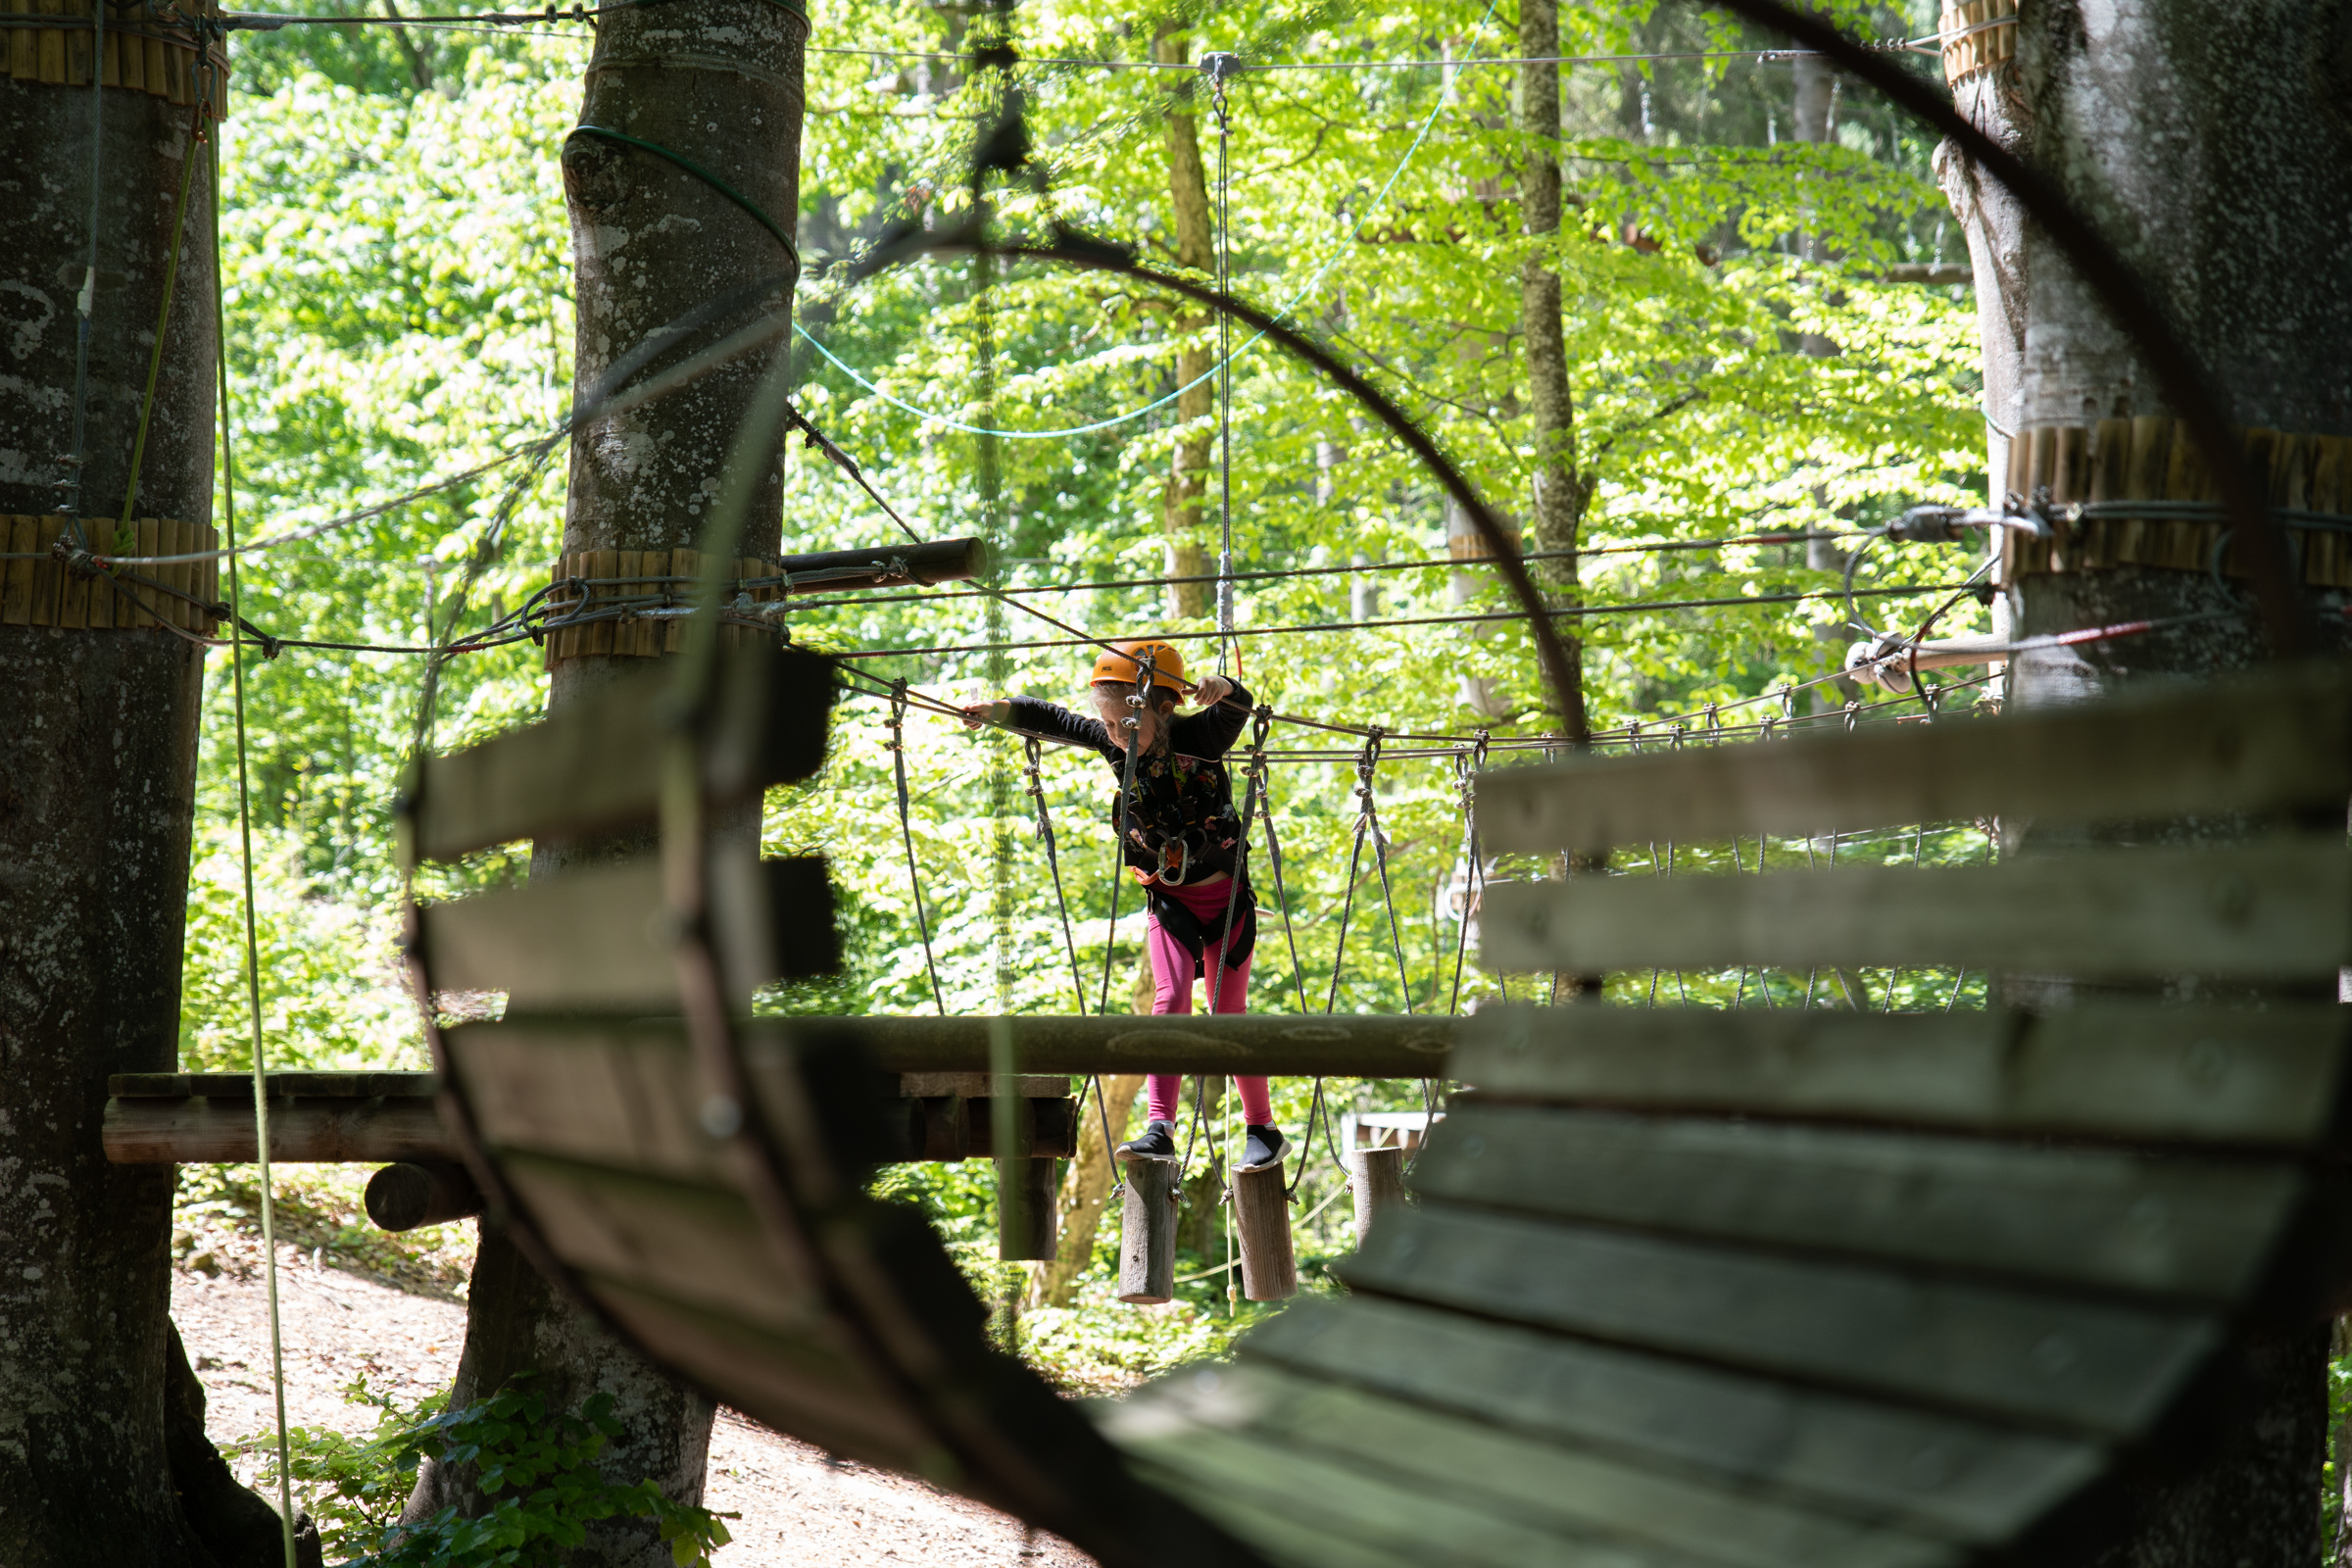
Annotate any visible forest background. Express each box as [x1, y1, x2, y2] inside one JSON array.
[[178, 0, 2002, 1388]]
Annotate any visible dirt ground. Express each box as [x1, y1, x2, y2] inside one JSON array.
[[171, 1234, 1094, 1566]]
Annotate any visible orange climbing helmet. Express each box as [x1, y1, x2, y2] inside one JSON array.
[[1090, 638, 1186, 694]]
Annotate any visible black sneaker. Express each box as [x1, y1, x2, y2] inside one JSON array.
[[1241, 1124, 1287, 1171], [1117, 1119, 1176, 1161]]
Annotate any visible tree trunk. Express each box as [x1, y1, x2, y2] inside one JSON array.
[[1938, 9, 2352, 1565], [1029, 1073, 1143, 1307], [1156, 28, 1215, 622], [407, 2, 807, 1560], [1515, 0, 1588, 740], [0, 64, 284, 1564]]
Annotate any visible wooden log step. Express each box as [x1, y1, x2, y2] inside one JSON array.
[[1475, 660, 2352, 857], [584, 1272, 948, 1476], [1482, 838, 2349, 980], [1340, 1203, 2217, 1437], [416, 854, 835, 1009], [1412, 1102, 2299, 1301], [1452, 1004, 2345, 1148], [1348, 1144, 1407, 1244], [1241, 1297, 2101, 1541], [1105, 1362, 1960, 1568], [1118, 1154, 1182, 1304], [999, 1151, 1058, 1261], [402, 643, 834, 863], [1233, 1162, 1297, 1300]]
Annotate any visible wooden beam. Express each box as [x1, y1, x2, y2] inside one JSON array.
[[102, 1095, 453, 1163], [399, 643, 835, 864], [1480, 838, 2350, 980], [799, 1014, 1457, 1078], [1475, 660, 2352, 856]]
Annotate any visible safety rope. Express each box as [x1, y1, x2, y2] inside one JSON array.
[[1320, 730, 1383, 1016], [885, 681, 947, 1014], [210, 91, 301, 1568], [1445, 731, 1490, 1015], [1205, 49, 1239, 670], [1021, 736, 1088, 1012]]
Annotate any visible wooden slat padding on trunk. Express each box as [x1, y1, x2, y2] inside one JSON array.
[[402, 643, 834, 862], [418, 855, 834, 1007], [499, 1152, 820, 1335], [1482, 839, 2348, 979], [1241, 1298, 2102, 1540], [1452, 1004, 2345, 1147], [1106, 1363, 1958, 1568], [445, 1019, 720, 1183], [1412, 1103, 2301, 1301], [585, 1274, 947, 1475], [1476, 662, 2352, 856], [1341, 1205, 2217, 1436]]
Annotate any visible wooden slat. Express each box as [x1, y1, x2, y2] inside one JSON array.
[[1482, 838, 2349, 979], [1241, 1298, 2102, 1541], [403, 642, 834, 861], [1413, 1102, 2300, 1301], [1120, 1419, 1685, 1568], [1452, 1004, 2344, 1148], [584, 1274, 946, 1474], [85, 521, 113, 628], [27, 517, 63, 623], [109, 1070, 440, 1098], [1341, 1204, 2218, 1436], [129, 517, 163, 626], [1476, 662, 2352, 855], [56, 520, 88, 628], [445, 1018, 721, 1183], [2, 515, 32, 623], [417, 854, 834, 1007], [1106, 1363, 1959, 1568], [499, 1151, 821, 1333], [101, 1096, 449, 1162]]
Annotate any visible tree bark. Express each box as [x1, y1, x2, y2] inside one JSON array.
[[0, 71, 276, 1565], [1937, 9, 2352, 1565], [1515, 0, 1588, 740], [1029, 1073, 1143, 1308], [407, 3, 807, 1560], [1156, 28, 1215, 622]]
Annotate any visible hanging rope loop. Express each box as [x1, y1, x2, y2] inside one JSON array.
[[885, 679, 947, 1014]]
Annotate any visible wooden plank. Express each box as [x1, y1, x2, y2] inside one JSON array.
[[786, 1013, 1456, 1078], [416, 854, 834, 1007], [587, 547, 616, 655], [1412, 1102, 2301, 1301], [1453, 1004, 2343, 1148], [108, 1070, 439, 1098], [1121, 1484, 1429, 1568], [404, 642, 834, 861], [84, 522, 112, 628], [583, 1273, 946, 1475], [101, 1096, 449, 1162], [1119, 1419, 1681, 1568], [55, 520, 88, 628], [1482, 838, 2350, 979], [1476, 662, 2352, 855], [1107, 1363, 1959, 1568], [129, 517, 163, 626], [1241, 1297, 2103, 1541], [1341, 1203, 2219, 1436], [498, 1150, 820, 1333], [445, 1018, 722, 1183]]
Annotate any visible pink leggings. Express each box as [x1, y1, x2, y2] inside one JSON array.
[[1144, 903, 1272, 1126]]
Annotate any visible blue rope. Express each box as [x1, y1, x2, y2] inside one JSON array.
[[791, 0, 1502, 441]]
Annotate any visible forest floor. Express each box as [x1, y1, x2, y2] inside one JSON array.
[[170, 1215, 1096, 1567]]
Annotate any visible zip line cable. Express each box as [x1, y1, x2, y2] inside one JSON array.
[[209, 93, 301, 1568]]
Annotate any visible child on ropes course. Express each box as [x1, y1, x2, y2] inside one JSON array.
[[962, 639, 1287, 1173]]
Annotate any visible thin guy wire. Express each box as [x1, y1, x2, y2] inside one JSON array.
[[212, 114, 301, 1568]]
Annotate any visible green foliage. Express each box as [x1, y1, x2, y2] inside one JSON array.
[[251, 1375, 735, 1568]]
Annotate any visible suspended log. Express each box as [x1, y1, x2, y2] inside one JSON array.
[[1118, 1155, 1183, 1304], [839, 1014, 1455, 1078], [102, 1094, 452, 1164], [365, 1161, 487, 1231], [1349, 1146, 1408, 1244], [1233, 1162, 1298, 1301], [999, 1152, 1059, 1262]]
